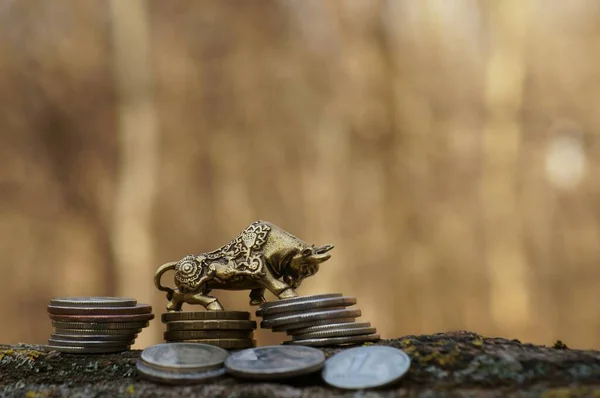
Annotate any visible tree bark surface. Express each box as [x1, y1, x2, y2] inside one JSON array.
[[1, 331, 599, 397]]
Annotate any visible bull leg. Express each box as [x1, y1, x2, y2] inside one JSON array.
[[182, 291, 224, 311], [166, 289, 184, 312], [249, 288, 266, 306], [261, 275, 298, 300]]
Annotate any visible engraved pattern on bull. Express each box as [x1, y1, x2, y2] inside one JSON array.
[[154, 220, 334, 312]]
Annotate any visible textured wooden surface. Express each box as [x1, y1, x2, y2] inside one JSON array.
[[1, 331, 599, 397]]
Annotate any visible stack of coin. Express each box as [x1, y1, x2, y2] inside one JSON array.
[[161, 311, 257, 350], [46, 297, 154, 354], [137, 343, 228, 385], [256, 293, 381, 347]]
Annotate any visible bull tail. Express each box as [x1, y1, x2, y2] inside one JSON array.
[[154, 261, 177, 299]]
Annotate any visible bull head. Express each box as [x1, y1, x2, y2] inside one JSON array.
[[284, 244, 334, 288]]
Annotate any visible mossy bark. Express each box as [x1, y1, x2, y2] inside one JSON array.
[[1, 331, 599, 398]]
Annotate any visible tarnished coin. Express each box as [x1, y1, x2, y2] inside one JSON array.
[[52, 321, 149, 330], [258, 294, 342, 311], [51, 333, 137, 342], [289, 322, 372, 336], [293, 326, 377, 340], [322, 346, 411, 389], [164, 330, 252, 340], [261, 308, 361, 329], [273, 318, 356, 333], [136, 359, 226, 385], [224, 345, 325, 380], [49, 313, 154, 323], [161, 311, 250, 323], [257, 296, 356, 317], [47, 304, 152, 316], [48, 338, 135, 347], [140, 343, 229, 373], [54, 327, 142, 335], [45, 345, 130, 354], [166, 320, 256, 331], [284, 333, 380, 347], [166, 339, 256, 350], [49, 297, 137, 308]]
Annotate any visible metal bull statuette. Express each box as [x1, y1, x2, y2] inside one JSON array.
[[154, 220, 334, 311]]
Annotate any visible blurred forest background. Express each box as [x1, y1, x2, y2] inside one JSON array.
[[1, 0, 600, 350]]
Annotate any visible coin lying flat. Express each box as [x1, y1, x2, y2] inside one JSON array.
[[49, 313, 154, 323], [164, 330, 252, 340], [257, 296, 357, 317], [49, 297, 137, 308], [140, 343, 229, 373], [161, 311, 250, 323], [136, 359, 226, 385], [52, 321, 149, 330], [290, 322, 373, 336], [166, 320, 256, 331], [166, 338, 256, 350], [257, 294, 343, 312], [292, 326, 377, 340], [224, 345, 325, 380], [273, 318, 357, 333], [51, 333, 137, 342], [45, 345, 130, 354], [322, 346, 411, 389], [47, 304, 152, 316], [54, 327, 142, 336], [284, 333, 380, 347], [49, 338, 135, 347], [261, 308, 361, 329]]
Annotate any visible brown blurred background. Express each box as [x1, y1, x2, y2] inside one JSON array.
[[1, 0, 599, 350]]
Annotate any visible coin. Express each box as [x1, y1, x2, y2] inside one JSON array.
[[258, 294, 342, 311], [52, 321, 149, 330], [273, 318, 356, 333], [49, 297, 137, 308], [224, 345, 325, 380], [47, 304, 152, 316], [51, 333, 137, 342], [48, 313, 154, 323], [161, 311, 250, 323], [54, 328, 142, 335], [166, 339, 256, 350], [136, 359, 226, 385], [48, 338, 135, 347], [321, 346, 411, 389], [45, 345, 130, 354], [284, 333, 380, 347], [164, 330, 252, 340], [139, 343, 229, 373], [289, 322, 372, 336], [166, 320, 257, 331], [261, 308, 361, 329], [292, 326, 377, 340], [256, 296, 356, 317]]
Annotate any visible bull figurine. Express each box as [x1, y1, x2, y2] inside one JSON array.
[[154, 220, 334, 311]]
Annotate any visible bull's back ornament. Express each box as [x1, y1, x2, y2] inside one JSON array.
[[154, 220, 334, 311]]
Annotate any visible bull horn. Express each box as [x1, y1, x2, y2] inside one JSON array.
[[315, 244, 334, 254]]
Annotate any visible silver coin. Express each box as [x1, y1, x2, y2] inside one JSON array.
[[161, 311, 250, 323], [224, 345, 325, 380], [140, 343, 229, 374], [257, 296, 356, 317], [51, 333, 137, 342], [261, 308, 361, 329], [52, 321, 149, 330], [322, 346, 411, 389], [49, 297, 137, 308], [48, 338, 135, 347], [44, 345, 130, 354], [284, 333, 380, 347], [166, 320, 256, 331], [289, 322, 372, 336], [258, 294, 342, 311], [136, 359, 226, 385], [165, 338, 256, 350], [292, 326, 377, 340], [273, 318, 357, 333], [54, 328, 142, 336]]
